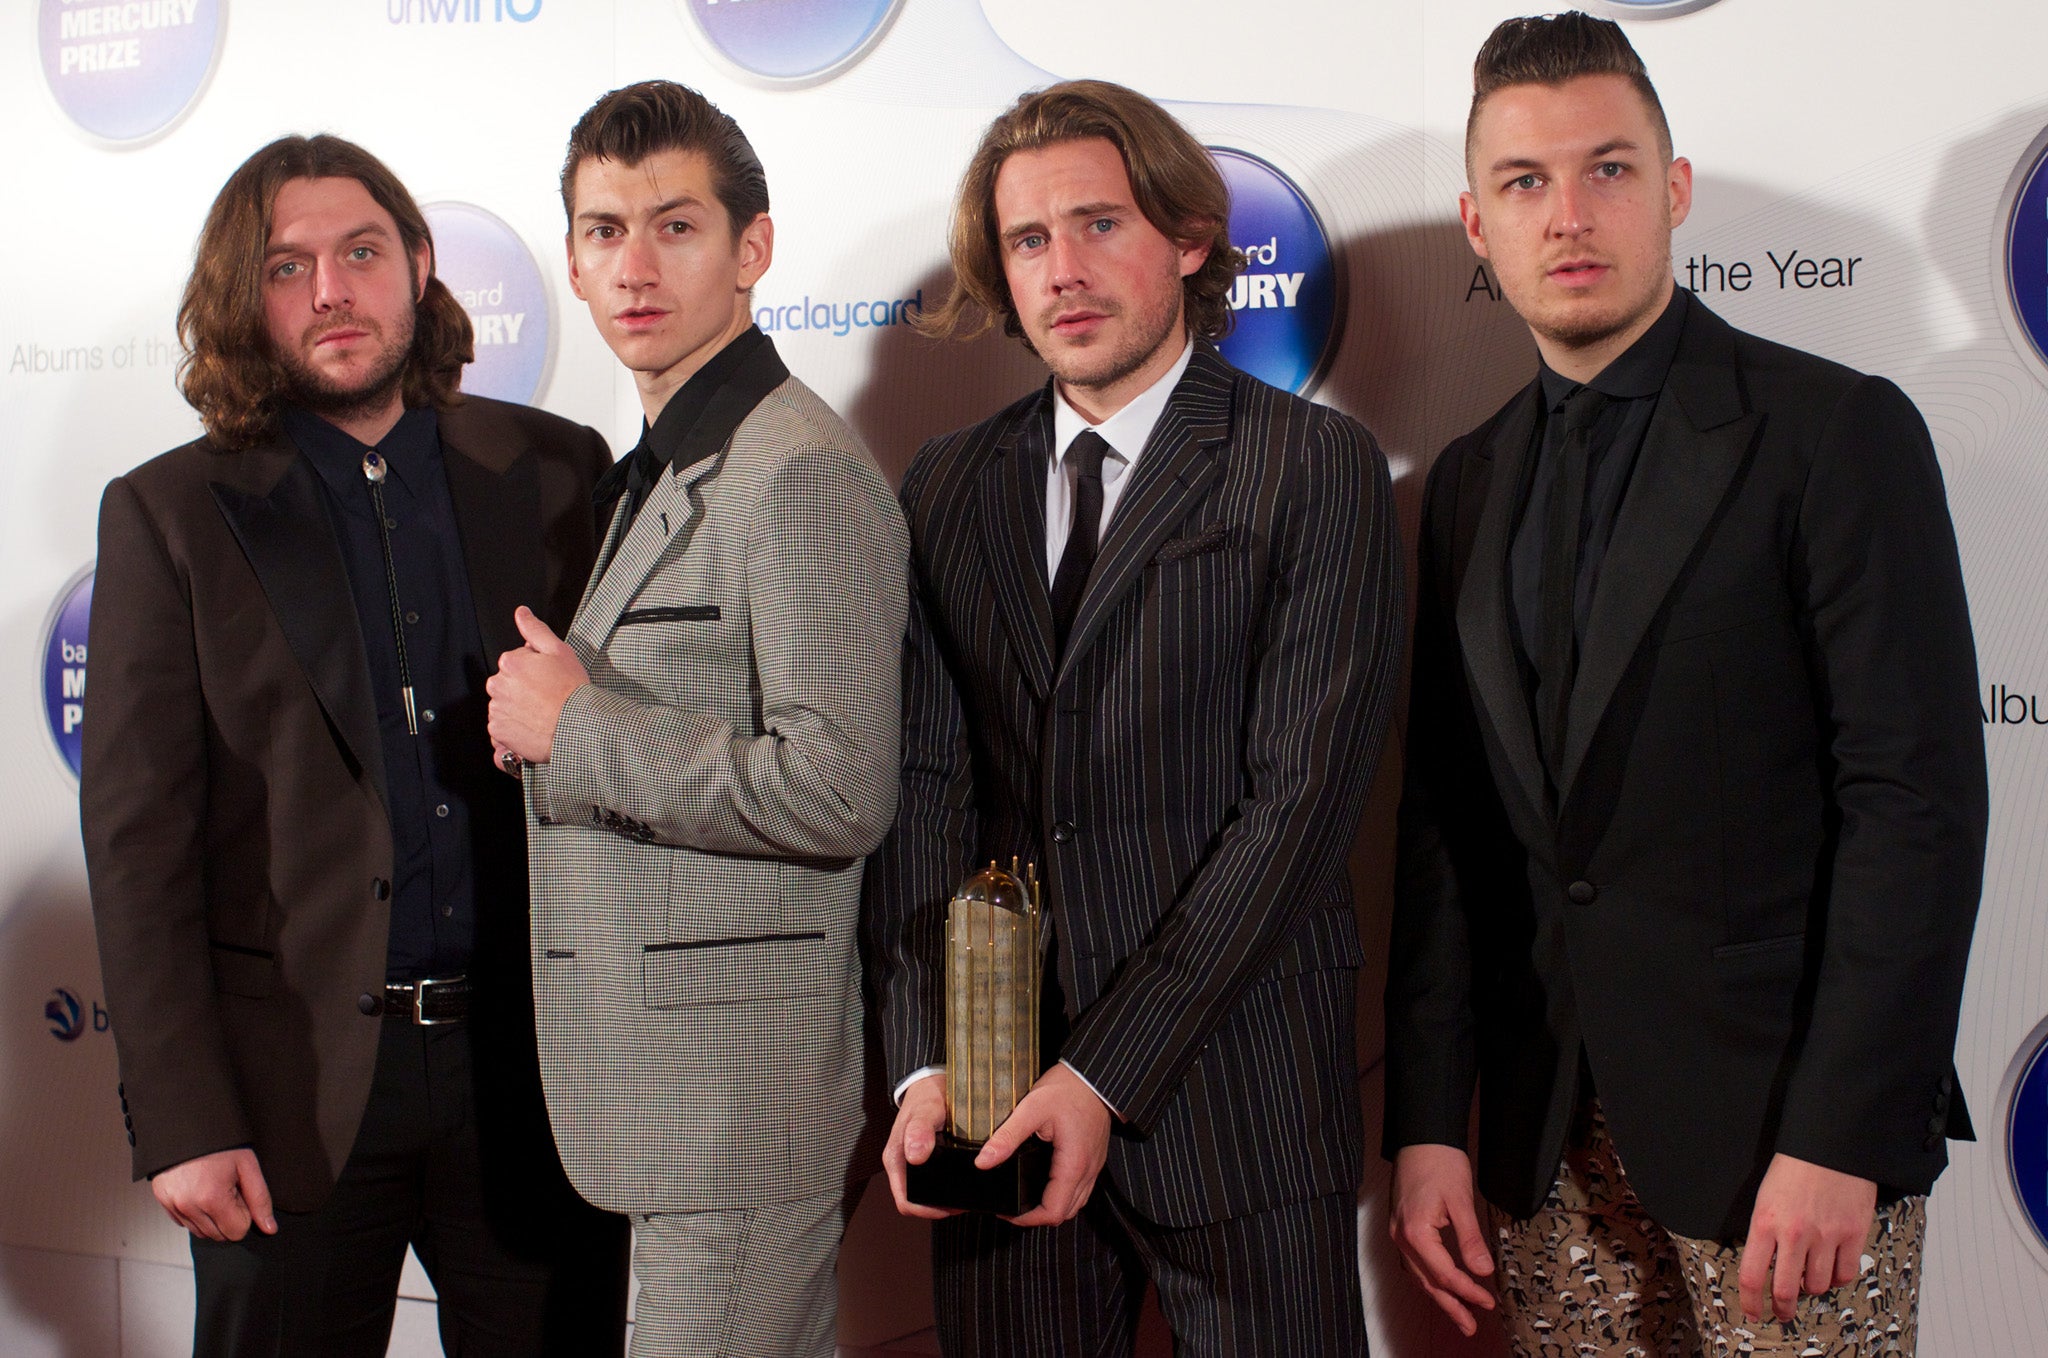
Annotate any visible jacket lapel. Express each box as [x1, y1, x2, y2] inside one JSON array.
[[208, 442, 387, 810], [1558, 303, 1760, 800], [1454, 383, 1548, 825], [977, 401, 1056, 703], [1052, 343, 1231, 690], [440, 418, 545, 666], [569, 450, 714, 655]]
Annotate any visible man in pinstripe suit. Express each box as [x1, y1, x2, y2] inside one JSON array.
[[486, 83, 909, 1357], [867, 81, 1402, 1355]]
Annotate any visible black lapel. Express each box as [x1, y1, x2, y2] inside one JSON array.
[[208, 444, 387, 811], [1053, 342, 1231, 688], [1454, 383, 1548, 824], [1558, 303, 1760, 799], [440, 417, 546, 666], [976, 395, 1056, 702]]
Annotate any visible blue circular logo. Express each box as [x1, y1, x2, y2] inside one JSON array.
[[1590, 0, 1725, 16], [2000, 126, 2048, 387], [424, 203, 553, 406], [42, 568, 93, 781], [2007, 1017, 2048, 1266], [1210, 149, 1340, 397], [38, 0, 225, 144], [45, 988, 84, 1042], [680, 0, 903, 85]]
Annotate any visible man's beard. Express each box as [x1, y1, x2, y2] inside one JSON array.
[[277, 309, 415, 423]]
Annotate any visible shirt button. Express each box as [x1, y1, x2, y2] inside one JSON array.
[[422, 710, 436, 723], [385, 516, 398, 530], [372, 878, 391, 901], [441, 906, 454, 918], [357, 992, 380, 1016], [1052, 820, 1076, 844], [1566, 880, 1597, 905], [436, 804, 449, 818], [405, 611, 420, 625]]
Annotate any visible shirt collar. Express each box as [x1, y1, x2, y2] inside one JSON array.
[[1538, 285, 1691, 410], [283, 403, 442, 502], [1051, 337, 1195, 472], [595, 326, 790, 510]]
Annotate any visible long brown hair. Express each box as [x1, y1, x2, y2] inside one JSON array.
[[177, 135, 472, 450], [919, 80, 1242, 346]]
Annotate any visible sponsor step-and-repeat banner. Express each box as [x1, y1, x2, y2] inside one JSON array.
[[7, 1, 2048, 1354]]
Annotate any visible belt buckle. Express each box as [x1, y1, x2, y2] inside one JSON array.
[[413, 975, 458, 1026]]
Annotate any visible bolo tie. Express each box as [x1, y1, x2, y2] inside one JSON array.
[[360, 449, 419, 736]]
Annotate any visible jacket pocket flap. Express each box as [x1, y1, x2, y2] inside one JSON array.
[[642, 932, 828, 1008]]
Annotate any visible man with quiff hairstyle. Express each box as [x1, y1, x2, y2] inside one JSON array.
[[1386, 14, 1984, 1356]]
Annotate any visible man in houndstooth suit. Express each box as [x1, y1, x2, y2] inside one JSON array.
[[486, 82, 908, 1357]]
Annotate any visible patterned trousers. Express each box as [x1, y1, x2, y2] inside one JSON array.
[[1486, 1101, 1925, 1358]]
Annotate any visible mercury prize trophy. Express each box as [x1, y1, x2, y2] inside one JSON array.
[[905, 858, 1054, 1214]]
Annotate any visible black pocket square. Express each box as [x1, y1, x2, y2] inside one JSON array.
[[1156, 524, 1230, 562]]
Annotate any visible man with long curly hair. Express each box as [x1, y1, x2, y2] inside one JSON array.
[[865, 80, 1402, 1355], [80, 134, 629, 1356]]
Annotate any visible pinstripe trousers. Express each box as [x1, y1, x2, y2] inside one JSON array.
[[932, 1185, 1366, 1357]]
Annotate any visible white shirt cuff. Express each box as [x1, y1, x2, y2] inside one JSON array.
[[1060, 1059, 1120, 1121], [894, 1065, 944, 1106]]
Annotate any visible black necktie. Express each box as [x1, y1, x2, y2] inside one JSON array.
[[1049, 431, 1111, 653], [1535, 387, 1610, 779]]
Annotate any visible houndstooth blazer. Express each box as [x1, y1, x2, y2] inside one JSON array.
[[525, 372, 908, 1214]]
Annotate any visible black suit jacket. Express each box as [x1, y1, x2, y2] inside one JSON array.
[[82, 396, 607, 1211], [1384, 297, 1987, 1240], [867, 342, 1403, 1227]]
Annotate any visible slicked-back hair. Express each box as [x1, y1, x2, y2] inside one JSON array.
[[919, 79, 1242, 346], [1467, 11, 1673, 180], [178, 134, 470, 451], [560, 81, 768, 236]]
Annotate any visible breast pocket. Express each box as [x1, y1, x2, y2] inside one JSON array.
[[1146, 524, 1248, 599]]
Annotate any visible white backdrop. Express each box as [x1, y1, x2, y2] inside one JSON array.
[[4, 1, 2047, 1353]]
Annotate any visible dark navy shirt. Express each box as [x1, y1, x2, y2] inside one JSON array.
[[284, 405, 487, 980], [1508, 287, 1691, 697]]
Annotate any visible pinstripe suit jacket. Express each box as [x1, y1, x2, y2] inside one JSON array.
[[866, 341, 1402, 1227], [526, 374, 909, 1214]]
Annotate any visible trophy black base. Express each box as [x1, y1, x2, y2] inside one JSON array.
[[906, 1133, 1053, 1216]]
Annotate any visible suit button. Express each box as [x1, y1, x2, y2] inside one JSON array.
[[1566, 880, 1597, 905], [372, 878, 391, 901], [1052, 820, 1076, 844], [1934, 1092, 1948, 1114], [1939, 1072, 1954, 1095], [1924, 1135, 1942, 1151], [128, 1132, 136, 1147], [357, 993, 381, 1016], [1926, 1113, 1946, 1135]]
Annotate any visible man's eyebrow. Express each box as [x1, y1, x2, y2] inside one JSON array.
[[264, 222, 392, 258], [1000, 201, 1128, 242], [1487, 140, 1643, 176], [575, 194, 706, 227]]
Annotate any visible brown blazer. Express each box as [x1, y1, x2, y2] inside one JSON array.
[[81, 395, 607, 1211]]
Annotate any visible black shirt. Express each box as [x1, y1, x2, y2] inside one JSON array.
[[285, 405, 487, 981], [593, 325, 791, 529], [1509, 287, 1692, 699]]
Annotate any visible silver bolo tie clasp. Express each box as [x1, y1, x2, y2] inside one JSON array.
[[362, 449, 419, 735]]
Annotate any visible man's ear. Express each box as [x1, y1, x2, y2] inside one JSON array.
[[1458, 191, 1490, 261], [413, 241, 433, 301], [736, 212, 774, 290]]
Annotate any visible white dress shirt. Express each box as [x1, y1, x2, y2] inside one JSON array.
[[895, 339, 1196, 1117], [1043, 339, 1195, 579]]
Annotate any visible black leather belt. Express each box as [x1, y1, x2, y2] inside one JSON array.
[[383, 975, 470, 1024]]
